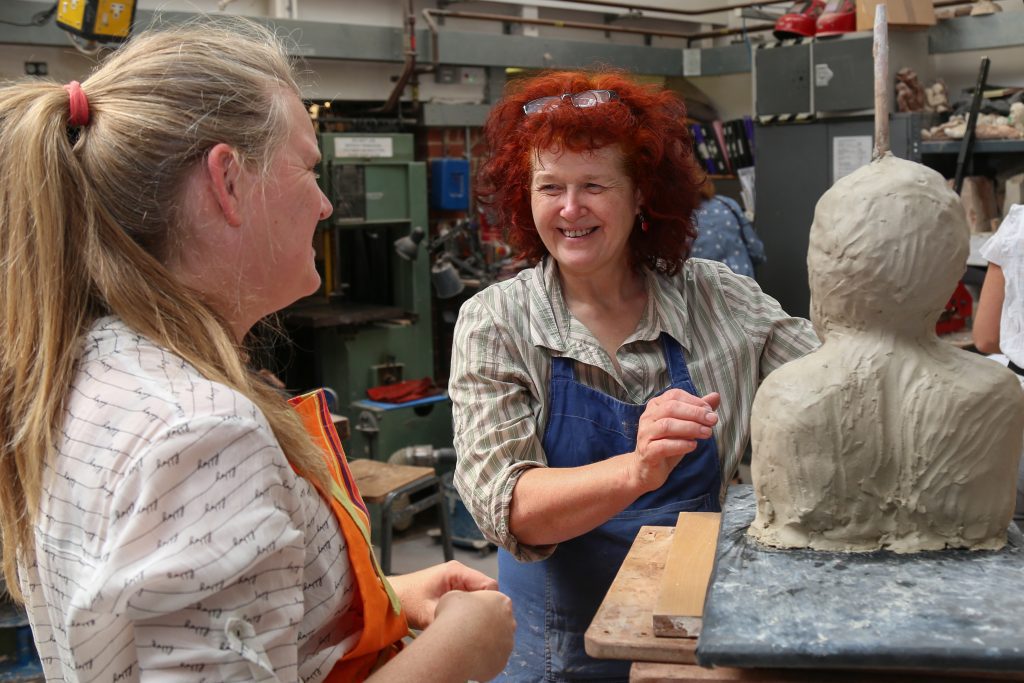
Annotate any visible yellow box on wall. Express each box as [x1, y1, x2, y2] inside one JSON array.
[[57, 0, 136, 42]]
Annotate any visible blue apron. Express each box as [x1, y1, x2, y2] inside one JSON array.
[[498, 333, 722, 681]]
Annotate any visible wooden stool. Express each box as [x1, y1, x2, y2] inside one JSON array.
[[348, 458, 454, 575]]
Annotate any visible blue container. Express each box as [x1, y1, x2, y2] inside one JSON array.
[[429, 158, 470, 211]]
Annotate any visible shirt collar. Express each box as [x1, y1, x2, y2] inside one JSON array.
[[526, 257, 693, 355]]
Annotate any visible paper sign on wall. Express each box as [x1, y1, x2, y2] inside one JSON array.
[[832, 136, 873, 185], [335, 137, 394, 159]]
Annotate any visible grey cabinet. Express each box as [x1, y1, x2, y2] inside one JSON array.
[[754, 33, 931, 119], [755, 116, 919, 318]]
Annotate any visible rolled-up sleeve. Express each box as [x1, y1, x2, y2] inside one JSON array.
[[449, 296, 555, 562]]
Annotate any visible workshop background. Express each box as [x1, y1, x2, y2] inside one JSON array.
[[2, 0, 1023, 678]]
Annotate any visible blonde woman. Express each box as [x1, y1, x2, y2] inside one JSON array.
[[0, 19, 512, 683]]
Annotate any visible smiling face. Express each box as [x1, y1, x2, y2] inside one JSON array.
[[530, 145, 640, 280], [239, 92, 332, 320]]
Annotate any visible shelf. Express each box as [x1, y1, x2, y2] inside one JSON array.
[[919, 138, 1024, 155]]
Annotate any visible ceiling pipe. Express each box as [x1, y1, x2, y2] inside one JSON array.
[[519, 0, 791, 17], [422, 7, 775, 58], [422, 0, 979, 71]]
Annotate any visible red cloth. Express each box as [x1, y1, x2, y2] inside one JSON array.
[[366, 377, 440, 403]]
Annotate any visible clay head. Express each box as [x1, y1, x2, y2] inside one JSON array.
[[808, 153, 968, 337]]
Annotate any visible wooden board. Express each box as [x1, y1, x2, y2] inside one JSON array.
[[346, 458, 433, 501], [630, 662, 1024, 682], [585, 526, 698, 664], [653, 512, 721, 638]]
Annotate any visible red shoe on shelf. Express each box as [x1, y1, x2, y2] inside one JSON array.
[[816, 0, 857, 37], [773, 0, 827, 40]]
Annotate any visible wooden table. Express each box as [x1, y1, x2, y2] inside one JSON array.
[[586, 526, 1024, 682]]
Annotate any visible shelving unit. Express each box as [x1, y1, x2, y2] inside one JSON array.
[[920, 138, 1024, 155], [750, 5, 1024, 318]]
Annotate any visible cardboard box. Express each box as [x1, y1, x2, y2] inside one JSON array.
[[856, 0, 936, 31]]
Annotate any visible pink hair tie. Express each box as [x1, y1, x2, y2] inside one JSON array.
[[63, 81, 90, 127]]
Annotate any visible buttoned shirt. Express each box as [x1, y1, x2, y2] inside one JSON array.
[[450, 257, 818, 561], [20, 317, 356, 683]]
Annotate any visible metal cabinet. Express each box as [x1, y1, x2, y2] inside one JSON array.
[[755, 116, 919, 318], [754, 32, 931, 118]]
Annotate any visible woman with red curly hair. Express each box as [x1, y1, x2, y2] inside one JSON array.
[[449, 70, 817, 680]]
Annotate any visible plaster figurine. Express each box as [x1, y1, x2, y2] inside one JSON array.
[[1011, 102, 1024, 137], [924, 80, 950, 114], [895, 68, 926, 113], [748, 153, 1024, 553]]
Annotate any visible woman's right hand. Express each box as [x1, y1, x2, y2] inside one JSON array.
[[629, 389, 720, 493], [432, 589, 515, 682], [368, 588, 514, 682]]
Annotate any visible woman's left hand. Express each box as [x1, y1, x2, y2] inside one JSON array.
[[388, 560, 499, 630]]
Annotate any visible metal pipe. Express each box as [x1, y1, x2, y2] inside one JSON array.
[[424, 8, 774, 43], [421, 5, 441, 67], [372, 0, 417, 114], [528, 0, 791, 17]]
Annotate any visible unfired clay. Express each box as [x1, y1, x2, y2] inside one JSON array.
[[748, 154, 1024, 553]]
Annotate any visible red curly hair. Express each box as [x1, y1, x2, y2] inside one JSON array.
[[476, 70, 704, 275]]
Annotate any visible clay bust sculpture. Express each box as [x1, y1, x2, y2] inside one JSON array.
[[748, 153, 1024, 553]]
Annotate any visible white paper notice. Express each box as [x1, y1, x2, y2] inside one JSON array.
[[683, 49, 702, 77], [334, 137, 394, 159], [832, 136, 872, 184]]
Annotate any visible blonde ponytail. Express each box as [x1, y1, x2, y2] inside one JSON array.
[[0, 18, 330, 602]]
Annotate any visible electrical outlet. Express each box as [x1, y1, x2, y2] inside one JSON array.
[[25, 62, 48, 76]]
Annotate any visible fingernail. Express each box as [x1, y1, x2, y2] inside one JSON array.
[[705, 411, 718, 423], [700, 426, 712, 437]]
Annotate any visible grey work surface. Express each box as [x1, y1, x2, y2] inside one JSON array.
[[697, 486, 1024, 673]]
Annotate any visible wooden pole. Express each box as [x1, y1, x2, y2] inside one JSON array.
[[873, 3, 890, 158]]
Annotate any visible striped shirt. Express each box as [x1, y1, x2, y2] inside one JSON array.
[[450, 257, 818, 561], [20, 317, 357, 683]]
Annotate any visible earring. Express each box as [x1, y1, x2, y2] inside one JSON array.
[[639, 212, 649, 232]]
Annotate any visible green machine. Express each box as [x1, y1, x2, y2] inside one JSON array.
[[288, 133, 453, 462]]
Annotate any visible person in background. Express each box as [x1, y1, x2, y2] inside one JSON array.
[[0, 19, 512, 683], [972, 203, 1024, 524], [449, 70, 818, 681], [690, 177, 766, 278]]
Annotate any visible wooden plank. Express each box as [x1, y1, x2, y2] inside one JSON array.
[[585, 526, 697, 664], [630, 662, 1024, 682], [653, 512, 721, 638]]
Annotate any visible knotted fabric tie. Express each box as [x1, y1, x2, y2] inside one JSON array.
[[63, 81, 90, 127]]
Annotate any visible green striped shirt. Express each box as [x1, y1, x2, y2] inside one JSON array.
[[450, 257, 818, 560]]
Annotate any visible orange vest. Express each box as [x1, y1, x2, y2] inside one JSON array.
[[288, 390, 409, 681]]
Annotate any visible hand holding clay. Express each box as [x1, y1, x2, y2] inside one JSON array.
[[629, 389, 720, 493]]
